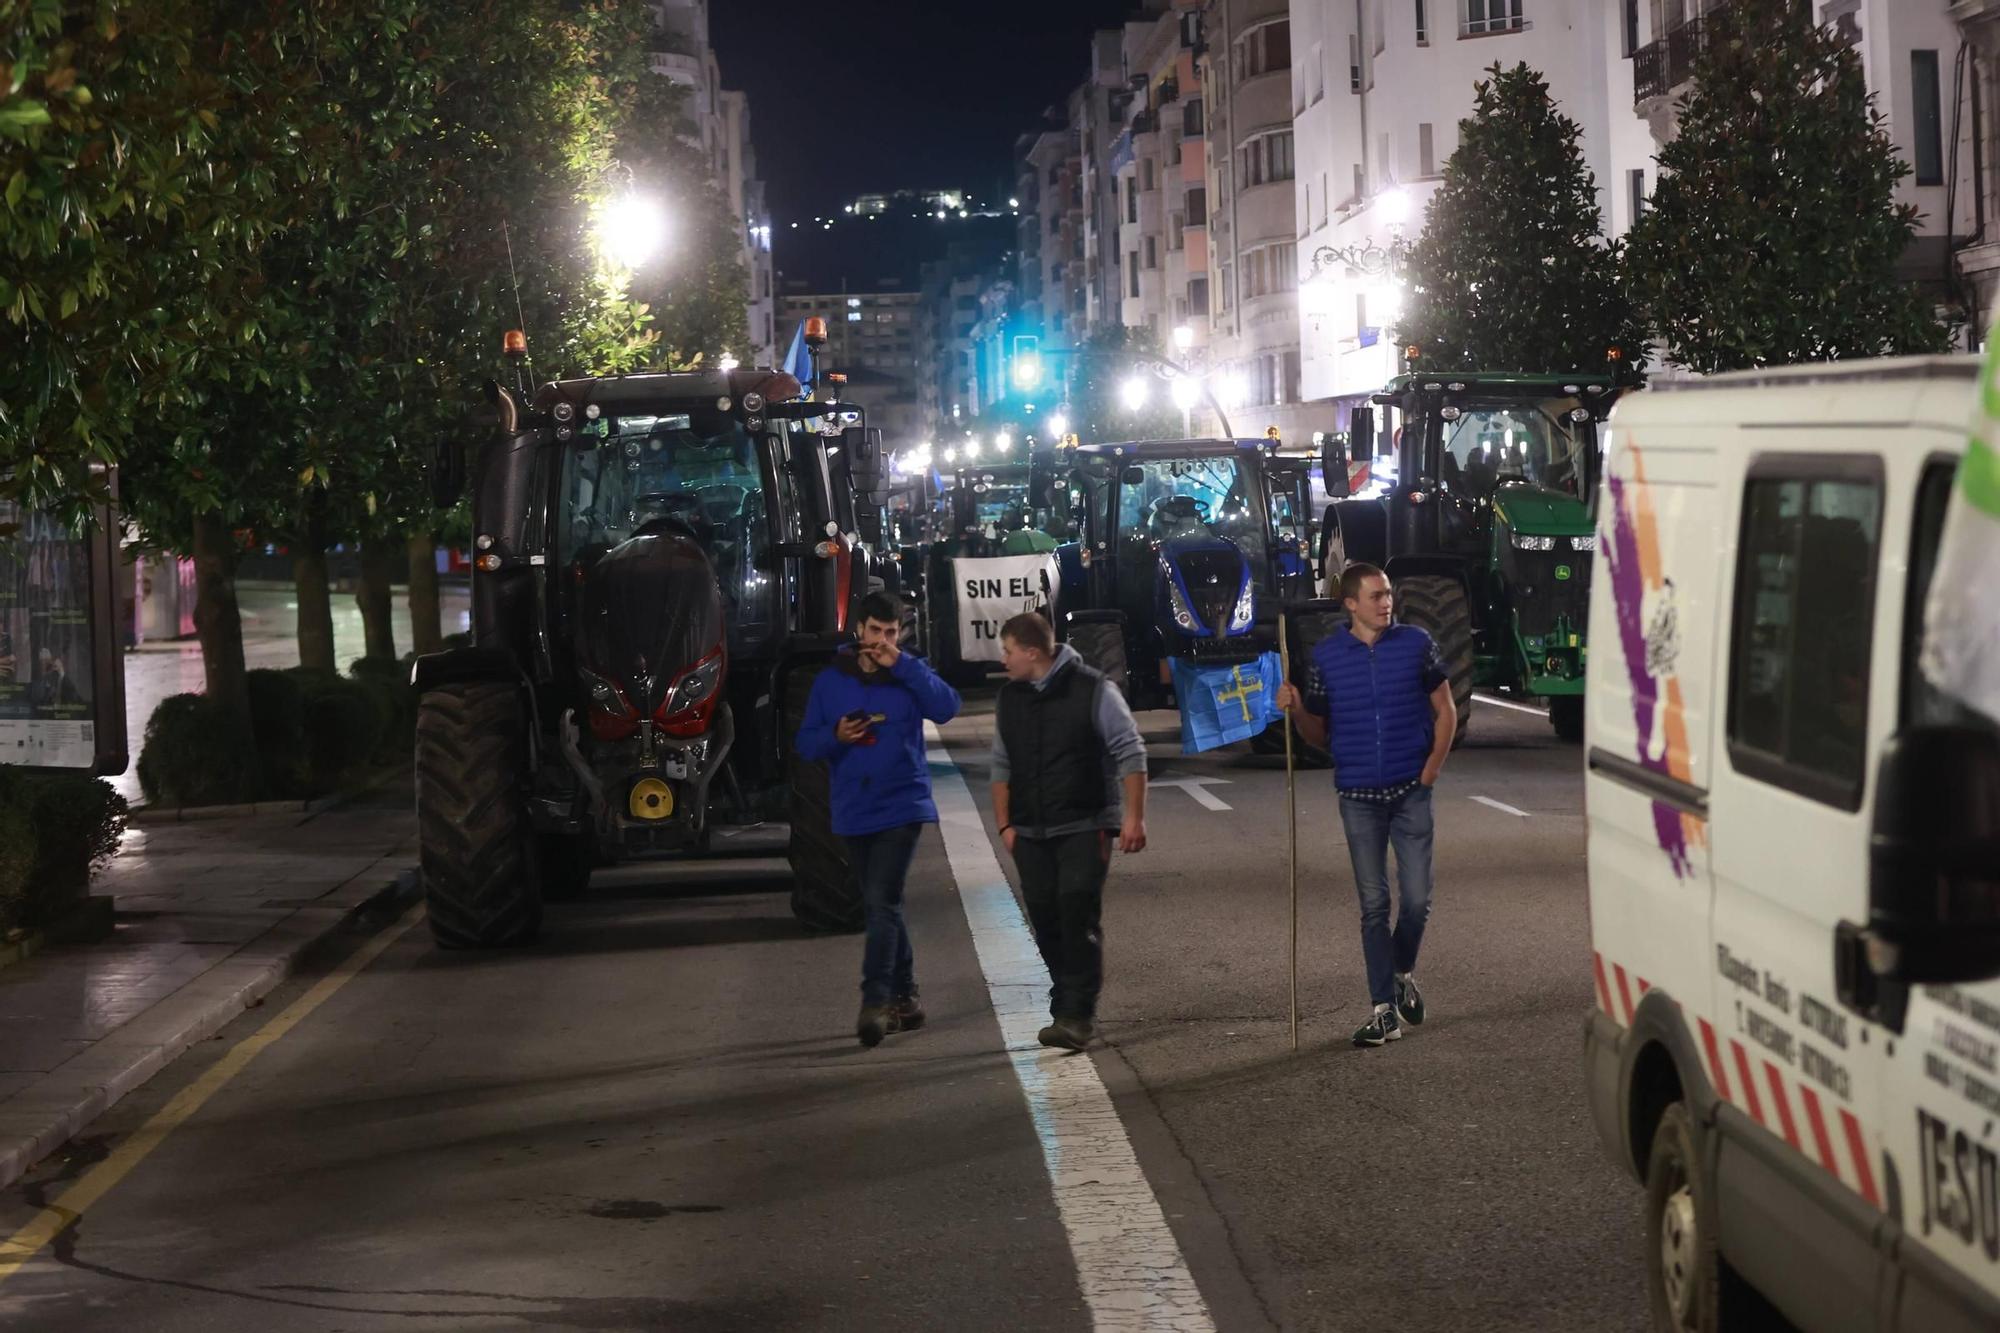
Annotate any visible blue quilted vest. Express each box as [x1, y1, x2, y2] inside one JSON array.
[[1309, 624, 1438, 790]]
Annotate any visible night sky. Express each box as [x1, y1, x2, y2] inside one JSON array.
[[711, 0, 1138, 284]]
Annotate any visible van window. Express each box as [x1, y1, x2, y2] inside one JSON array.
[[1728, 464, 1883, 810], [1903, 458, 1998, 733]]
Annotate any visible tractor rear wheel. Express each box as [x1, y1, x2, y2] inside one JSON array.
[[1550, 695, 1585, 744], [415, 681, 542, 948], [783, 666, 864, 933], [1394, 575, 1474, 749], [1065, 615, 1130, 697]]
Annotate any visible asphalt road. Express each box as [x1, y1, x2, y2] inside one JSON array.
[[0, 688, 1648, 1331]]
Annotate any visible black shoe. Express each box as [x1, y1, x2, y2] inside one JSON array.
[[891, 992, 926, 1031], [1038, 1017, 1095, 1051], [1395, 973, 1426, 1027], [857, 1005, 897, 1048], [1353, 1007, 1403, 1048]]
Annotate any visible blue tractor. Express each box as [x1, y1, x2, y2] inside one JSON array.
[[1054, 438, 1343, 758]]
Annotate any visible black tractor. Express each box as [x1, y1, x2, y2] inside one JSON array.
[[1319, 365, 1635, 744], [412, 362, 881, 947]]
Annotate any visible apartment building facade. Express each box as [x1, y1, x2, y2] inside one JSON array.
[[777, 281, 924, 448], [648, 0, 777, 369]]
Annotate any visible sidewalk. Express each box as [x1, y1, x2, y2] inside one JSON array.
[[0, 790, 417, 1188]]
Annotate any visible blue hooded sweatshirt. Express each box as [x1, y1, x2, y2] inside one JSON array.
[[794, 645, 963, 837]]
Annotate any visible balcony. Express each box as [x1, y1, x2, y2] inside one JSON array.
[[1633, 3, 1760, 104]]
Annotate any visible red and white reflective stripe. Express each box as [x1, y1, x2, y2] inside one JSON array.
[[1763, 1061, 1803, 1153], [1592, 952, 1615, 1017], [1613, 963, 1637, 1024], [1731, 1041, 1765, 1125], [1798, 1085, 1842, 1178], [1840, 1109, 1881, 1209], [1698, 1018, 1733, 1102]]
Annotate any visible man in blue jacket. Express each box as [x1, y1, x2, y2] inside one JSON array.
[[1277, 563, 1457, 1048], [795, 592, 962, 1047]]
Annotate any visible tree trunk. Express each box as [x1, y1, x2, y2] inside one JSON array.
[[356, 540, 399, 662], [292, 498, 336, 674], [190, 512, 254, 740], [406, 532, 443, 657]]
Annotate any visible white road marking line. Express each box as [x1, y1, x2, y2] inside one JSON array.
[[1472, 692, 1547, 717], [1147, 776, 1234, 811], [927, 725, 1215, 1333], [1471, 794, 1533, 818]]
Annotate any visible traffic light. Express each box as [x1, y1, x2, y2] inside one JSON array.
[[1011, 334, 1042, 391]]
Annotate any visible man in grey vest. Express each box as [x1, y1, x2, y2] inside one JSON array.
[[990, 611, 1149, 1051]]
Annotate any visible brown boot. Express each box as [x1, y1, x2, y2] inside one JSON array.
[[1037, 1017, 1095, 1051], [857, 1004, 898, 1048], [890, 991, 926, 1031]]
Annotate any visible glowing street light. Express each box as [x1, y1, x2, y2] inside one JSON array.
[[1169, 375, 1200, 412], [598, 192, 670, 269], [1120, 376, 1150, 413], [995, 431, 1014, 451], [1172, 324, 1196, 354], [1047, 413, 1070, 440], [1379, 188, 1413, 225]]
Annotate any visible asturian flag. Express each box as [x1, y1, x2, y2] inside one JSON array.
[[1920, 345, 2000, 724], [1171, 652, 1284, 755]]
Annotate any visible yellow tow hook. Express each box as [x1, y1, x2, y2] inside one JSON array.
[[628, 777, 674, 820]]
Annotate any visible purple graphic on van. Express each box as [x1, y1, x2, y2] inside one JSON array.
[[1602, 455, 1697, 880]]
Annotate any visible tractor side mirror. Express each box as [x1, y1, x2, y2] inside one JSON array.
[[1862, 725, 2000, 987], [845, 426, 884, 495], [1348, 407, 1375, 461], [1121, 465, 1145, 485], [1322, 434, 1351, 500]]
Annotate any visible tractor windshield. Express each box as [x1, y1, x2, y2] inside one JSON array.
[[1438, 402, 1593, 498], [1117, 456, 1265, 563], [557, 408, 767, 616]]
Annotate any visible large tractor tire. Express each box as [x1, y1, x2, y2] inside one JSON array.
[[415, 681, 542, 948], [1252, 602, 1346, 768], [1550, 695, 1585, 744], [783, 667, 863, 934], [1065, 614, 1130, 697], [1394, 574, 1475, 749]]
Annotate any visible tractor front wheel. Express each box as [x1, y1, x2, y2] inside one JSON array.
[[1394, 575, 1474, 749], [415, 681, 543, 948]]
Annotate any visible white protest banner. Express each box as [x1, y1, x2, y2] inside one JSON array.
[[953, 554, 1061, 662]]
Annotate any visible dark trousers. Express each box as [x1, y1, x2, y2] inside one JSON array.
[[1013, 829, 1111, 1021], [845, 824, 922, 1006]]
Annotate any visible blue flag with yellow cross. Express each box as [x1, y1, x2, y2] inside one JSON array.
[[1169, 652, 1284, 754]]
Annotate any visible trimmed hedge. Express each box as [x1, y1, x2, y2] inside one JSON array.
[[139, 644, 445, 809], [0, 770, 127, 933]]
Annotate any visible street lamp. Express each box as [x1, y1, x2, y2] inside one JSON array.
[[1120, 375, 1150, 413], [1169, 375, 1199, 437], [1173, 324, 1195, 354], [599, 192, 670, 269], [1047, 412, 1070, 440], [995, 431, 1014, 452]]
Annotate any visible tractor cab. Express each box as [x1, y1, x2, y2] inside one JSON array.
[[1322, 366, 1637, 741], [1061, 438, 1318, 709]]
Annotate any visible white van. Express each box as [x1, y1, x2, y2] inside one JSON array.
[[1582, 355, 2000, 1331]]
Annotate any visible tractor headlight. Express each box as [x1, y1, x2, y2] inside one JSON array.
[[662, 651, 725, 717], [1229, 576, 1255, 631], [1513, 533, 1557, 551], [1166, 578, 1201, 632], [1570, 535, 1597, 552], [577, 664, 631, 718]]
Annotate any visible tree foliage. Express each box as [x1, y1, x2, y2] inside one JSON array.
[[1623, 9, 1951, 372], [1066, 325, 1184, 445], [1399, 63, 1641, 373]]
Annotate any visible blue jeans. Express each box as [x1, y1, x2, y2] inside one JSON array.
[[1338, 786, 1436, 1007], [846, 824, 922, 1006]]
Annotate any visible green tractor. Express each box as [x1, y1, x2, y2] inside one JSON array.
[[1319, 368, 1636, 743]]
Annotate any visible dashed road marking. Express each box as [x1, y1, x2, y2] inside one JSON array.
[[1149, 776, 1234, 811], [927, 724, 1215, 1332], [1473, 692, 1548, 717], [1471, 795, 1532, 818]]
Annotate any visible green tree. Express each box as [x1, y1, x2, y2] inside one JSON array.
[[1066, 325, 1183, 445], [1398, 63, 1640, 372], [1624, 8, 1951, 372]]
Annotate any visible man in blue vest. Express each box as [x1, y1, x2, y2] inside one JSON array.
[[796, 592, 963, 1048], [1277, 562, 1457, 1048], [990, 611, 1149, 1052]]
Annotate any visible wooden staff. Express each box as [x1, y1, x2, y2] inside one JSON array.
[[1279, 614, 1298, 1051]]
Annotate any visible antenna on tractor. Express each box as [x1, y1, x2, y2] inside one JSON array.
[[502, 219, 533, 399]]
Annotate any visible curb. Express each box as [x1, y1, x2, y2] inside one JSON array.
[[0, 869, 420, 1192], [129, 764, 410, 826]]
